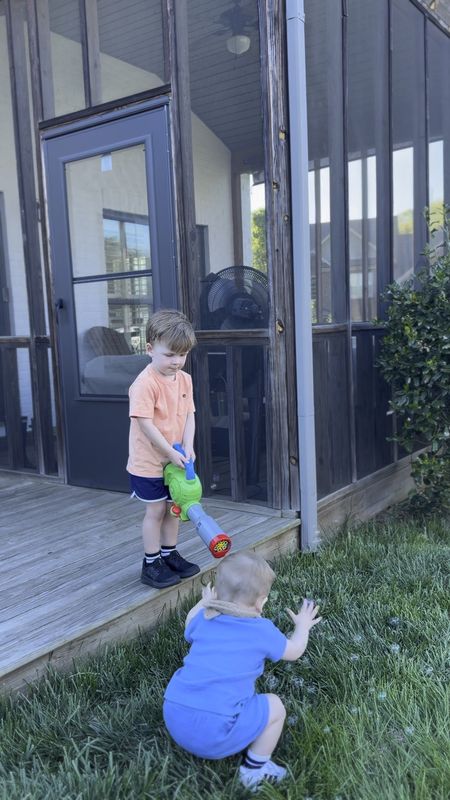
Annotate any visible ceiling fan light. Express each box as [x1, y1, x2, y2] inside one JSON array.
[[226, 34, 250, 55]]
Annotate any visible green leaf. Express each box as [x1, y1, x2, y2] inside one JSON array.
[[377, 204, 450, 512]]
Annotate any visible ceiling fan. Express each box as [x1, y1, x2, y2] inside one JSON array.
[[214, 1, 258, 55]]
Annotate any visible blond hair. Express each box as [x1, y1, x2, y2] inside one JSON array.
[[146, 309, 197, 353], [215, 550, 276, 606]]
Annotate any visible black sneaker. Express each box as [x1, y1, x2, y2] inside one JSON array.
[[162, 550, 201, 578], [140, 557, 181, 589]]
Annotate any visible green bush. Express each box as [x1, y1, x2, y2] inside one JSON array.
[[378, 208, 450, 512]]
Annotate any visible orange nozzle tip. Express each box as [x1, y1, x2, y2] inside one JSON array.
[[209, 534, 232, 558]]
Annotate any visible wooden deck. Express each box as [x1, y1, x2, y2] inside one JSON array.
[[0, 473, 300, 692]]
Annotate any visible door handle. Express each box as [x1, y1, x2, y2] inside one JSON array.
[[55, 298, 64, 311]]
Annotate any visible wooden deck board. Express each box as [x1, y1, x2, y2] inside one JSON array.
[[0, 473, 299, 690]]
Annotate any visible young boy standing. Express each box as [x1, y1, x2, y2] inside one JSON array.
[[127, 309, 200, 589], [163, 550, 322, 790]]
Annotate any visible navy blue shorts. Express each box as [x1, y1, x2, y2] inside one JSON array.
[[128, 474, 172, 503]]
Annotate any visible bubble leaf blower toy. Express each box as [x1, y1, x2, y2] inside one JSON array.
[[163, 444, 232, 558]]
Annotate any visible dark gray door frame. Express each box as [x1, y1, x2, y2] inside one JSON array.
[[42, 101, 178, 490]]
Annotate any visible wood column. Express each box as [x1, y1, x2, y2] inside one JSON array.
[[6, 0, 57, 474], [259, 0, 299, 510]]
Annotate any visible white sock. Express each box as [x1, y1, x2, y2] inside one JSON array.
[[243, 750, 271, 770], [144, 551, 160, 564]]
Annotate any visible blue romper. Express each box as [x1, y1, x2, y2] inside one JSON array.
[[163, 610, 287, 759]]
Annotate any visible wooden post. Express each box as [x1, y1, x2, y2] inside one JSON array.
[[231, 172, 245, 265], [26, 0, 54, 119], [166, 0, 200, 325], [5, 0, 57, 474], [191, 347, 213, 497], [227, 345, 247, 502], [1, 345, 25, 469], [79, 0, 102, 108], [26, 0, 66, 479], [259, 0, 299, 510], [167, 0, 214, 499]]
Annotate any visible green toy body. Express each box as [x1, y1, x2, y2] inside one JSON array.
[[163, 446, 232, 558], [163, 462, 203, 521]]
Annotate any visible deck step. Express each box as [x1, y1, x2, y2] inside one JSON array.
[[0, 474, 299, 692]]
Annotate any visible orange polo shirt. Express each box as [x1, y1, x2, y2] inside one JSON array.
[[127, 365, 195, 478]]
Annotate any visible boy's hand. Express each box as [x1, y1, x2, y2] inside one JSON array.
[[169, 448, 189, 469], [181, 444, 196, 463], [201, 582, 216, 604], [286, 598, 322, 631]]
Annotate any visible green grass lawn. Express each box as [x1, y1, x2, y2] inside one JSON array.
[[1, 516, 449, 800]]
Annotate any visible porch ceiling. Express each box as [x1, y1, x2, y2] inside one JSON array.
[[47, 0, 400, 167], [6, 2, 447, 164], [48, 0, 265, 171]]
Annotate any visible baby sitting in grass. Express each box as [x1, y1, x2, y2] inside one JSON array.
[[163, 549, 322, 791]]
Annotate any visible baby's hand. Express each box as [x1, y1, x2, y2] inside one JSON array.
[[286, 598, 322, 631], [201, 582, 216, 604]]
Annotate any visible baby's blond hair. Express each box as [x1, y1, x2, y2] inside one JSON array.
[[215, 550, 276, 606], [146, 309, 197, 353]]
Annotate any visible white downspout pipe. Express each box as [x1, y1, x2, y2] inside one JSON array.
[[286, 0, 320, 551]]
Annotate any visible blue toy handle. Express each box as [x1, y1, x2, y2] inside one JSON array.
[[173, 443, 196, 481]]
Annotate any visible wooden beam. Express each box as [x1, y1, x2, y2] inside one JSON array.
[[0, 337, 32, 347], [167, 0, 213, 498], [444, 18, 450, 211], [341, 1, 357, 485], [227, 345, 247, 502], [414, 10, 428, 271], [161, 0, 171, 84], [231, 173, 245, 265], [313, 165, 323, 322], [0, 194, 12, 339], [38, 86, 171, 131], [1, 347, 24, 469], [191, 347, 213, 497], [259, 0, 299, 510], [79, 0, 102, 108], [196, 330, 269, 343], [26, 0, 54, 120], [25, 2, 66, 479], [312, 324, 347, 336], [330, 1, 348, 324], [5, 0, 57, 475], [166, 0, 200, 325]]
